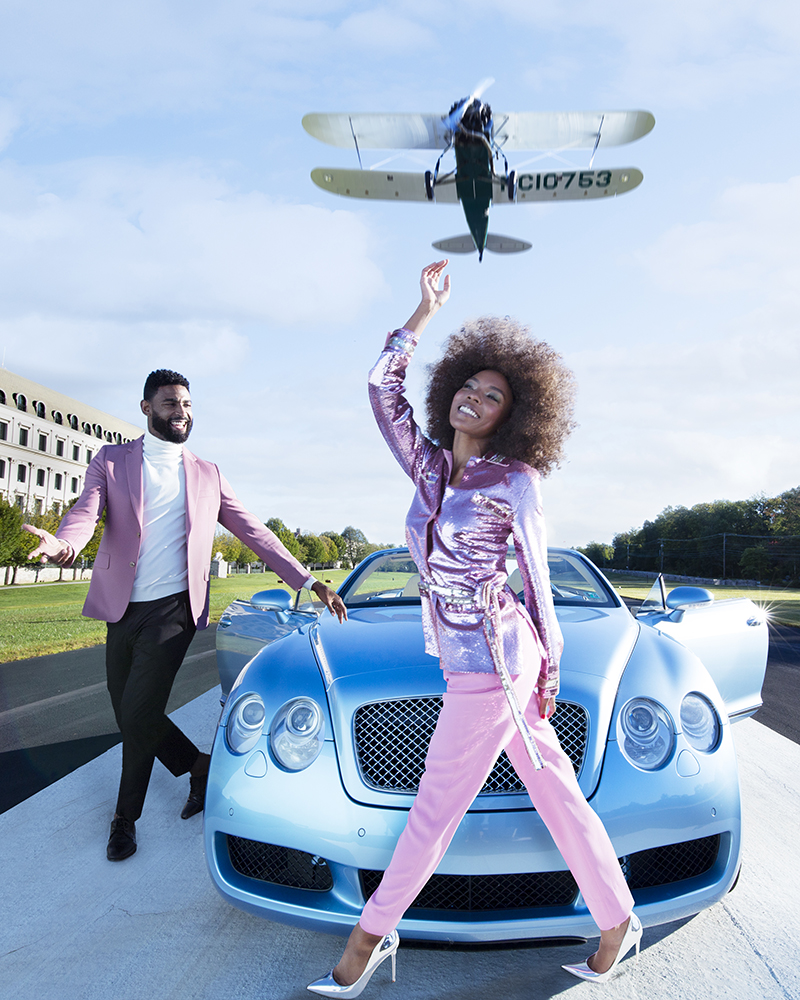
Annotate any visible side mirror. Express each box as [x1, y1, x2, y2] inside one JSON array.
[[665, 586, 714, 610], [250, 589, 294, 612]]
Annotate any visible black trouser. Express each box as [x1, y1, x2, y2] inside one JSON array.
[[106, 591, 199, 821]]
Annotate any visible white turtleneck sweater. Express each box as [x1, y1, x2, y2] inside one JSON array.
[[129, 432, 189, 603], [128, 432, 317, 603]]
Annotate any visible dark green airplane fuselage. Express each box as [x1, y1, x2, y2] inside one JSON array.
[[454, 137, 493, 260]]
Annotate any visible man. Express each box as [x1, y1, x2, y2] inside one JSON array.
[[24, 369, 346, 862]]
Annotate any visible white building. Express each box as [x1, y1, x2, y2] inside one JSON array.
[[0, 368, 143, 515]]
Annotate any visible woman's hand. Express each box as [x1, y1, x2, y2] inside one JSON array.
[[419, 260, 451, 312], [540, 695, 556, 720], [402, 260, 450, 337]]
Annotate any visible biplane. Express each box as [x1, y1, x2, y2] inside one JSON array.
[[303, 81, 654, 260]]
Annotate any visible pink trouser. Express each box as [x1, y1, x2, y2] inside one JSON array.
[[360, 665, 634, 935]]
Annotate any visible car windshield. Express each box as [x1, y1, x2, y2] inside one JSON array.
[[340, 549, 617, 608]]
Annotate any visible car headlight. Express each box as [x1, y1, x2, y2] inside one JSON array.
[[680, 693, 720, 753], [226, 693, 266, 755], [270, 697, 325, 771], [618, 697, 674, 770]]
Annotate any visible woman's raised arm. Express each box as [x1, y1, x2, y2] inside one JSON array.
[[401, 260, 451, 337]]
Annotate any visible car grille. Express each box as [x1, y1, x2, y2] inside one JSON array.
[[622, 834, 720, 890], [226, 836, 333, 890], [361, 868, 579, 911], [359, 834, 721, 914], [353, 696, 588, 794]]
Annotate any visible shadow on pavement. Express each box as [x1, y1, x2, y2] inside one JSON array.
[[0, 732, 122, 813]]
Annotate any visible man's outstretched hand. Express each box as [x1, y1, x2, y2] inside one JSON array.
[[311, 581, 348, 623], [21, 524, 73, 566]]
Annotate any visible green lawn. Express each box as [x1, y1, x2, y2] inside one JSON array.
[[0, 569, 352, 663], [607, 572, 800, 626], [3, 566, 796, 663]]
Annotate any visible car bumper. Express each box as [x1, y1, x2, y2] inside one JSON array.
[[204, 725, 742, 943]]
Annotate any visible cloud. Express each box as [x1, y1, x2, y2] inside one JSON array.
[[336, 8, 436, 53], [0, 158, 386, 331], [637, 176, 800, 302], [537, 172, 800, 546]]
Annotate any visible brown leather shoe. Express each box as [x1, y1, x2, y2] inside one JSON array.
[[107, 816, 137, 861], [181, 772, 207, 819]]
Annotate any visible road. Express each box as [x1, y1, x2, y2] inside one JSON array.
[[757, 622, 800, 743], [0, 627, 219, 813], [1, 621, 797, 814]]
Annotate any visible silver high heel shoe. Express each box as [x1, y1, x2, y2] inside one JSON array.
[[307, 930, 399, 998], [561, 912, 642, 983]]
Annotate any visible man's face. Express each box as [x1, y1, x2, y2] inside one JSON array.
[[140, 384, 193, 443]]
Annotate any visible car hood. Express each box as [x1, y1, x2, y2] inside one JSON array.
[[313, 604, 639, 807]]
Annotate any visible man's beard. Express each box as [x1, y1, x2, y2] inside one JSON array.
[[150, 412, 193, 443]]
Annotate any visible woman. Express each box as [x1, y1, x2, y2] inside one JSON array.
[[308, 261, 641, 998]]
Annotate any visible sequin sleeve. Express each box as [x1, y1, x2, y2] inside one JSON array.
[[511, 471, 564, 697], [368, 329, 439, 483]]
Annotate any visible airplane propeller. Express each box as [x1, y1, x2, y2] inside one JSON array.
[[441, 77, 495, 132]]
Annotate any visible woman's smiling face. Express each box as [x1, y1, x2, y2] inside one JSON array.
[[448, 369, 513, 445]]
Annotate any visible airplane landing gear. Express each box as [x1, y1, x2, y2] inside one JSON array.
[[507, 170, 517, 201]]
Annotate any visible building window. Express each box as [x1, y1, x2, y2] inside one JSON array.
[[0, 421, 7, 441], [36, 468, 45, 487], [53, 411, 63, 425], [73, 444, 80, 461], [15, 495, 24, 509], [71, 477, 78, 493], [55, 472, 63, 490], [15, 393, 27, 412], [56, 439, 64, 457], [0, 389, 5, 404], [34, 498, 43, 514], [68, 414, 78, 430], [17, 465, 26, 483], [86, 449, 93, 463], [0, 459, 5, 478], [38, 433, 47, 451], [19, 427, 29, 447], [34, 401, 45, 418]]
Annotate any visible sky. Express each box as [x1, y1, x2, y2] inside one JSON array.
[[1, 0, 798, 549]]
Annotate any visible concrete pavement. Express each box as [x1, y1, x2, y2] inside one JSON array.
[[2, 688, 798, 1000]]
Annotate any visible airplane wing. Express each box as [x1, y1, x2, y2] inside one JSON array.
[[304, 114, 451, 150], [310, 168, 459, 203], [493, 111, 655, 150], [304, 110, 654, 152], [492, 168, 643, 202]]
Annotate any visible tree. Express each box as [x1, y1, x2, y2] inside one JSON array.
[[265, 517, 303, 559], [321, 531, 343, 562], [578, 542, 613, 567], [739, 545, 770, 581], [0, 497, 27, 582], [300, 533, 327, 566], [213, 531, 243, 565], [341, 526, 368, 567]]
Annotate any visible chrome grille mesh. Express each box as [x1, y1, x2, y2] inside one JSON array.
[[354, 697, 588, 794]]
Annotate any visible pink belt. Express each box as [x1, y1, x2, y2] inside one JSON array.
[[419, 578, 546, 771]]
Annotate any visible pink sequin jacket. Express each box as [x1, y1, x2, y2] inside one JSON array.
[[368, 328, 563, 697]]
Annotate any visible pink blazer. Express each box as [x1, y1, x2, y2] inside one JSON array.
[[56, 436, 310, 627]]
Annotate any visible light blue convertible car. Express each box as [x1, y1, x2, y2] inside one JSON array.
[[204, 548, 768, 943]]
